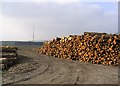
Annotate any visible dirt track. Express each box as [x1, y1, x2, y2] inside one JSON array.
[[2, 45, 118, 84]]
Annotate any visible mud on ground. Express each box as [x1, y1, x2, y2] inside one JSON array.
[[2, 45, 119, 84]]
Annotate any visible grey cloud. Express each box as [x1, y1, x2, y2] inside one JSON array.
[[1, 2, 118, 41]]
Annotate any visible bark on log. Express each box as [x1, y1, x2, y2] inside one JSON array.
[[38, 32, 120, 66]]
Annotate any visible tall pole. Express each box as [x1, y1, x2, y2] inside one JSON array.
[[33, 25, 35, 51]]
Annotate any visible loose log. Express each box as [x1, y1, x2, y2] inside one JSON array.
[[0, 46, 18, 70]]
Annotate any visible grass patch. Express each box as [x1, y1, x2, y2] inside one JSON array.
[[0, 70, 8, 76]]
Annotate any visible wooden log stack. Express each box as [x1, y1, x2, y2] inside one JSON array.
[[0, 46, 18, 70], [38, 32, 120, 66]]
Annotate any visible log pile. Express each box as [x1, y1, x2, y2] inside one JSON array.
[[38, 32, 120, 66], [0, 46, 18, 70]]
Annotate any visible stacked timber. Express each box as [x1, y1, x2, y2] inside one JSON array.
[[0, 46, 18, 70], [38, 32, 120, 66]]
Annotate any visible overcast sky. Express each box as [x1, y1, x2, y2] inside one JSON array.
[[0, 0, 118, 41]]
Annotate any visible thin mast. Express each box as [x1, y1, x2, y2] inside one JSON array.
[[33, 25, 35, 51]]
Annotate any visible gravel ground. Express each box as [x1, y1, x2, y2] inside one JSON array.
[[2, 45, 119, 84]]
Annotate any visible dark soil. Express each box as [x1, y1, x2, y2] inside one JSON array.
[[2, 45, 118, 84]]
